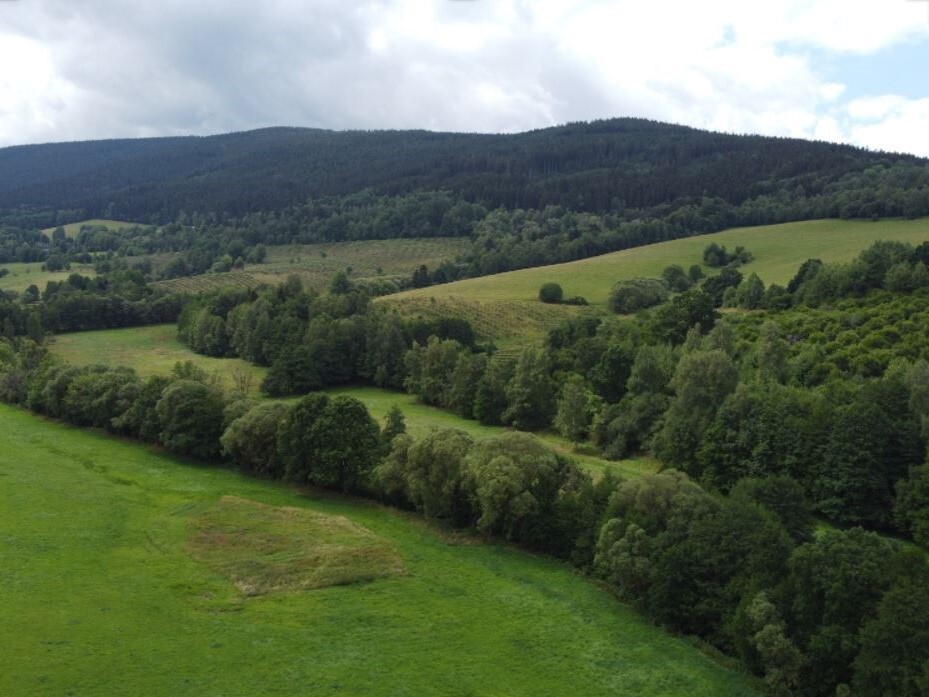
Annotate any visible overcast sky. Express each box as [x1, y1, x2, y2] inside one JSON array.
[[1, 0, 928, 155]]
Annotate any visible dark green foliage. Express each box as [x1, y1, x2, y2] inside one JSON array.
[[608, 277, 669, 314], [701, 267, 744, 306], [463, 433, 572, 546], [783, 528, 897, 696], [703, 243, 752, 267], [730, 476, 814, 544], [661, 264, 693, 292], [538, 282, 564, 304], [654, 350, 739, 475], [220, 402, 289, 478], [502, 348, 556, 431], [852, 554, 929, 697], [473, 357, 514, 426], [381, 404, 407, 445], [154, 379, 226, 459], [278, 393, 381, 493], [376, 428, 475, 524], [649, 289, 718, 344]]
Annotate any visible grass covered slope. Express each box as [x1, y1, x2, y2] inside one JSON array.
[[0, 405, 757, 696], [41, 218, 139, 238], [383, 218, 929, 334], [150, 237, 469, 295]]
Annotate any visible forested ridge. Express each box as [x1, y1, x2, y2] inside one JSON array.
[[2, 118, 928, 228]]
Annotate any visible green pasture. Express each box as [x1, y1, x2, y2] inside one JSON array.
[[381, 218, 929, 337], [47, 327, 654, 477], [41, 218, 142, 239], [150, 237, 469, 295], [48, 324, 267, 395], [0, 404, 757, 696], [0, 261, 97, 293]]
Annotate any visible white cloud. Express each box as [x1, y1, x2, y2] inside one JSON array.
[[0, 0, 926, 155]]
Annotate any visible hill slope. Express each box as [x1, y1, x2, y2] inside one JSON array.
[[1, 119, 923, 223], [381, 217, 929, 337], [0, 404, 757, 696]]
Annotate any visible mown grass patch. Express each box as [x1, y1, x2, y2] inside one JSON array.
[[188, 496, 405, 595]]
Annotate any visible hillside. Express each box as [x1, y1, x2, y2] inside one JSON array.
[[1, 119, 925, 226], [381, 217, 929, 338], [0, 404, 757, 696]]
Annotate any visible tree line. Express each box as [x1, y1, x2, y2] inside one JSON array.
[[0, 333, 927, 695]]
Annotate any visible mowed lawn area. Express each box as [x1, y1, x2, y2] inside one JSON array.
[[0, 405, 758, 696]]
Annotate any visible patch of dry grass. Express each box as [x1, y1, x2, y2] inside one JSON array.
[[187, 496, 406, 596]]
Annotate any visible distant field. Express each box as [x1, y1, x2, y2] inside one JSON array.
[[41, 218, 142, 239], [327, 385, 657, 479], [48, 327, 654, 477], [150, 237, 469, 295], [0, 404, 757, 696], [381, 218, 929, 338], [48, 324, 267, 395], [0, 261, 96, 293]]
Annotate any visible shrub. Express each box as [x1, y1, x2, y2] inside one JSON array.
[[539, 282, 564, 304]]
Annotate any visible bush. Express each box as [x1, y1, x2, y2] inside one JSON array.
[[539, 282, 564, 304], [608, 278, 669, 314]]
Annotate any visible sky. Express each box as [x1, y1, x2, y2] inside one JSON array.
[[1, 0, 928, 155]]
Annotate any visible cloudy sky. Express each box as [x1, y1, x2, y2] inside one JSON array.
[[1, 0, 928, 154]]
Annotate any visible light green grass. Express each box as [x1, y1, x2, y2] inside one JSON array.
[[327, 385, 656, 479], [150, 237, 470, 295], [0, 404, 757, 696], [47, 327, 653, 477], [41, 218, 141, 239], [381, 218, 929, 338], [0, 261, 97, 293], [48, 324, 267, 395]]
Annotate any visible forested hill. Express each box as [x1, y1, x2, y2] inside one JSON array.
[[2, 119, 926, 225]]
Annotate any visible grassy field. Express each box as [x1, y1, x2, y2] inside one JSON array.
[[327, 385, 656, 479], [380, 218, 929, 338], [47, 327, 654, 477], [48, 324, 268, 394], [150, 237, 469, 295], [41, 218, 142, 239], [0, 404, 757, 696], [0, 261, 97, 293]]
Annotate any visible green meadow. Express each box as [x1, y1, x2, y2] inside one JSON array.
[[381, 217, 929, 337], [47, 326, 655, 478], [0, 404, 757, 696], [151, 237, 469, 295], [0, 261, 97, 293], [49, 324, 268, 394], [41, 218, 141, 238]]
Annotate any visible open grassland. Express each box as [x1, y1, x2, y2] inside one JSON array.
[[48, 324, 268, 395], [0, 405, 757, 696], [381, 218, 929, 338], [0, 261, 97, 293], [41, 218, 142, 239], [150, 237, 469, 295]]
